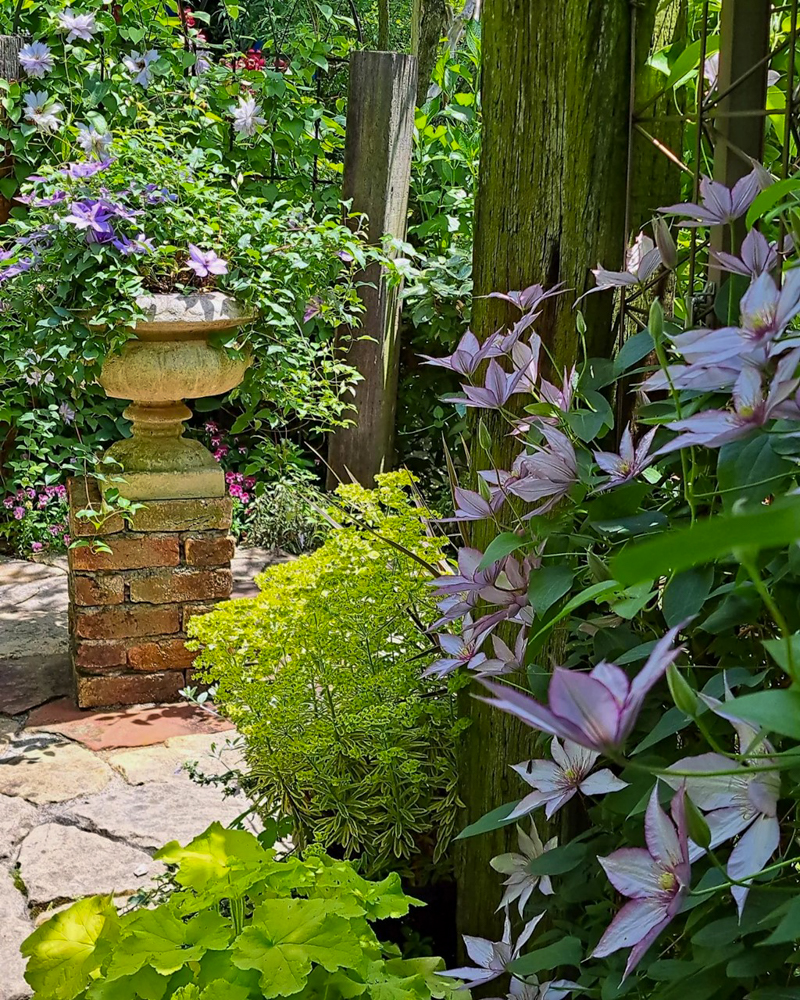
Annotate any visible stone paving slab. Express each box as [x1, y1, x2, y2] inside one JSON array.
[[63, 780, 255, 852], [0, 737, 113, 804], [0, 872, 33, 1000], [0, 795, 38, 862], [26, 698, 234, 751], [107, 731, 244, 785], [17, 824, 162, 906]]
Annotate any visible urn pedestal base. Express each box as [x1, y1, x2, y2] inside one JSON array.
[[68, 477, 235, 709]]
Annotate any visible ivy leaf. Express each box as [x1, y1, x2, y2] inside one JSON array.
[[21, 894, 120, 1000], [232, 899, 363, 997]]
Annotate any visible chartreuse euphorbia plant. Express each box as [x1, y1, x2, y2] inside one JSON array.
[[423, 164, 800, 997], [21, 822, 466, 1000]]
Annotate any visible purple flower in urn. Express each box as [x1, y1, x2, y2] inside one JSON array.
[[480, 623, 685, 753], [592, 785, 690, 979], [187, 244, 228, 278], [509, 737, 628, 821]]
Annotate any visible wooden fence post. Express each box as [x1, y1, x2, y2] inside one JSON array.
[[326, 50, 418, 489], [0, 36, 22, 225], [708, 0, 771, 279]]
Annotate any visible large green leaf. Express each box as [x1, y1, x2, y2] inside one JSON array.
[[725, 689, 800, 740], [232, 899, 363, 997], [21, 895, 120, 1000], [106, 907, 205, 979], [528, 565, 574, 615], [86, 966, 170, 1000], [310, 864, 419, 921], [662, 566, 714, 627], [612, 501, 800, 584], [507, 936, 583, 976], [717, 435, 794, 508]]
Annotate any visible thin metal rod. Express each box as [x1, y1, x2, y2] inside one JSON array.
[[638, 108, 790, 123], [634, 123, 694, 175]]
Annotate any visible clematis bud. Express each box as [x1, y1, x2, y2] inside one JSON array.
[[653, 216, 677, 270]]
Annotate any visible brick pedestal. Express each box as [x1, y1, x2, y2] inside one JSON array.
[[67, 478, 234, 709]]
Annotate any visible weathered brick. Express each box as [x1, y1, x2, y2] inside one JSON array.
[[67, 478, 124, 537], [70, 574, 125, 607], [74, 604, 181, 640], [184, 534, 235, 567], [76, 672, 185, 709], [127, 638, 198, 672], [129, 568, 232, 605], [182, 602, 220, 630], [129, 496, 233, 533], [69, 535, 180, 572], [73, 639, 127, 670]]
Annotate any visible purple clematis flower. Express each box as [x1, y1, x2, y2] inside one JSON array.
[[481, 628, 527, 676], [425, 619, 492, 678], [491, 823, 557, 916], [476, 554, 538, 631], [437, 485, 502, 523], [444, 358, 527, 410], [113, 233, 155, 256], [582, 234, 662, 300], [488, 282, 565, 315], [660, 167, 767, 227], [187, 244, 228, 278], [500, 976, 582, 1000], [122, 49, 159, 88], [658, 351, 800, 454], [61, 159, 113, 179], [594, 425, 657, 490], [511, 337, 541, 394], [480, 623, 685, 754], [63, 200, 115, 241], [0, 258, 33, 283], [421, 328, 505, 376], [439, 912, 543, 990], [709, 228, 778, 279], [19, 42, 54, 78], [507, 426, 579, 517], [669, 269, 800, 368], [23, 90, 63, 133], [510, 738, 628, 821], [592, 785, 690, 979]]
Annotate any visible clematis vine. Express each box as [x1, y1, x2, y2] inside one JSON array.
[[491, 823, 557, 915], [510, 738, 628, 820], [594, 425, 657, 490], [439, 912, 543, 990], [480, 623, 685, 754], [592, 786, 690, 979], [19, 42, 54, 79]]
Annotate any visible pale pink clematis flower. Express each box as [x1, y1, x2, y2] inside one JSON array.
[[594, 425, 657, 490], [592, 786, 690, 979], [582, 233, 662, 300], [709, 228, 778, 279], [660, 167, 767, 227], [510, 738, 628, 821], [491, 823, 557, 916], [439, 912, 544, 990]]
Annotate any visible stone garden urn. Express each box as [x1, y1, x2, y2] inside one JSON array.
[[98, 292, 251, 501]]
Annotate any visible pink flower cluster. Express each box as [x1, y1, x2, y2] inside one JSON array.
[[203, 420, 248, 464], [3, 483, 66, 517], [225, 471, 256, 505]]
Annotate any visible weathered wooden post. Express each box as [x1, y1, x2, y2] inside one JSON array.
[[326, 50, 418, 488], [708, 0, 771, 278], [0, 35, 22, 225]]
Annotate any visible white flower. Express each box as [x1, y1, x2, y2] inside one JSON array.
[[75, 123, 112, 159], [122, 49, 159, 88], [195, 50, 213, 75], [19, 42, 54, 79], [232, 96, 265, 137], [490, 823, 557, 917], [23, 91, 64, 133], [57, 8, 98, 43]]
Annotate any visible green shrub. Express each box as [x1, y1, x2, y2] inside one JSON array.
[[247, 476, 331, 555], [22, 821, 464, 1000], [188, 473, 464, 880]]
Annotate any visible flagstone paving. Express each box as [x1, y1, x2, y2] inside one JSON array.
[[0, 546, 280, 1000]]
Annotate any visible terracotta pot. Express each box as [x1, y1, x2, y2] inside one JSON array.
[[98, 292, 251, 500]]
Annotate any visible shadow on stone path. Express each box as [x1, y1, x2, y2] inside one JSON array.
[[0, 546, 279, 1000]]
